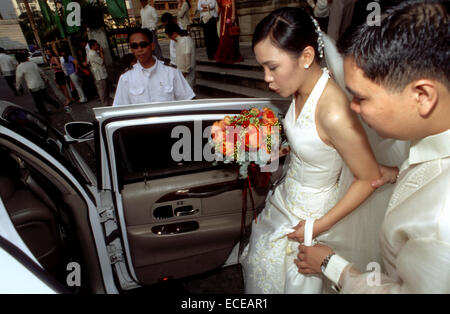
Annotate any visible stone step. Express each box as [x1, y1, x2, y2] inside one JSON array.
[[195, 78, 284, 99], [196, 64, 268, 92], [196, 58, 262, 72]]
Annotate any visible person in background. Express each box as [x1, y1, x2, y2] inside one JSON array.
[[113, 28, 194, 106], [76, 48, 96, 100], [140, 0, 163, 60], [161, 12, 178, 68], [165, 22, 196, 88], [60, 49, 88, 103], [197, 0, 219, 60], [177, 0, 191, 31], [15, 51, 61, 115], [87, 40, 111, 107], [0, 47, 19, 96], [214, 0, 243, 64], [306, 0, 330, 31], [45, 48, 73, 112]]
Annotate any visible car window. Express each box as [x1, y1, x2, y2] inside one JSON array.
[[1, 106, 90, 185], [113, 119, 237, 186]]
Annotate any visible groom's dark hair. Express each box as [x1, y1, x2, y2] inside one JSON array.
[[338, 0, 449, 92]]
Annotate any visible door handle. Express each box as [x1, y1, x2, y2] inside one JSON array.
[[174, 205, 199, 217], [175, 186, 230, 198], [157, 180, 244, 203]]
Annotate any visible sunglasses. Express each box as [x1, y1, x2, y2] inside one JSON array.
[[130, 41, 151, 49]]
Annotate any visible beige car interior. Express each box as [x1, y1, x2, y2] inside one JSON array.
[[0, 140, 106, 293]]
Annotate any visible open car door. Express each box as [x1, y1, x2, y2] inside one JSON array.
[[94, 98, 290, 288]]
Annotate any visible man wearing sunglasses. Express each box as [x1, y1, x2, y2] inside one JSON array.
[[113, 28, 195, 107]]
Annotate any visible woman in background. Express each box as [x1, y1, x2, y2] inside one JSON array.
[[214, 0, 243, 64], [60, 49, 88, 103], [45, 48, 73, 112], [177, 0, 191, 30]]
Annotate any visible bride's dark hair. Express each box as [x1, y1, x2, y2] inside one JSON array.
[[252, 7, 320, 60]]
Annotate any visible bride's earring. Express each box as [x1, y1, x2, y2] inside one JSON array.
[[304, 64, 310, 69]]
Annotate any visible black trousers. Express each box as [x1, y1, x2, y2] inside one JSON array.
[[30, 88, 60, 113], [202, 17, 219, 60], [4, 75, 19, 95]]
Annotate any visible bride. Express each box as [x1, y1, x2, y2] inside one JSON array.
[[234, 7, 408, 294]]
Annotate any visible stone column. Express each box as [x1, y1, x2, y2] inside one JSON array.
[[236, 0, 309, 42]]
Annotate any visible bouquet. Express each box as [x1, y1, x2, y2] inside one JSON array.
[[209, 107, 283, 179]]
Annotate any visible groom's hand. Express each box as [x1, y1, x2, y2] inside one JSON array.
[[295, 244, 333, 275], [371, 164, 399, 188]]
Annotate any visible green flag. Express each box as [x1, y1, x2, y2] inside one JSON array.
[[53, 11, 65, 38], [62, 0, 80, 34], [106, 0, 128, 25], [38, 0, 53, 25]]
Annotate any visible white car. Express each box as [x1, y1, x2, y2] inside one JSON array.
[[28, 51, 45, 65], [0, 98, 289, 294]]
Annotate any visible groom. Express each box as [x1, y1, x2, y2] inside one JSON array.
[[295, 0, 450, 293]]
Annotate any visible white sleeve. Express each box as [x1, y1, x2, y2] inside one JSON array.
[[314, 0, 330, 18], [331, 239, 450, 293], [176, 39, 192, 74], [173, 69, 195, 100], [15, 65, 23, 90], [112, 74, 131, 106]]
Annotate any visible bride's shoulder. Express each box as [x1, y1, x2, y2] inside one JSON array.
[[317, 80, 357, 131]]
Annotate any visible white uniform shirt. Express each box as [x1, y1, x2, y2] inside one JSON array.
[[140, 4, 158, 31], [87, 49, 108, 81], [113, 59, 195, 106], [170, 39, 177, 66], [175, 35, 196, 88], [0, 53, 18, 76], [15, 61, 46, 92], [325, 129, 450, 293], [197, 0, 218, 20]]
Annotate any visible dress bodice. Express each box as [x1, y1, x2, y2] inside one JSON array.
[[278, 69, 344, 219]]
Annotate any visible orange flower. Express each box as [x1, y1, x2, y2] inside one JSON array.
[[249, 107, 260, 116], [219, 140, 236, 157], [261, 109, 278, 126], [211, 121, 225, 144], [245, 124, 261, 150], [223, 116, 232, 126]]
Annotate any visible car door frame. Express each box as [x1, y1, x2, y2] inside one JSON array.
[[0, 123, 119, 294], [94, 98, 290, 287]]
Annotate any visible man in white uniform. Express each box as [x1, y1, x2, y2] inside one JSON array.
[[140, 0, 163, 60], [0, 47, 19, 96], [113, 28, 194, 106], [295, 0, 450, 293]]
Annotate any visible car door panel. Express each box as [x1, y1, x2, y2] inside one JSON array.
[[95, 99, 290, 287], [122, 169, 266, 285]]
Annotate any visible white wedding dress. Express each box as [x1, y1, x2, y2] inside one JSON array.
[[235, 67, 409, 294], [239, 69, 343, 293]]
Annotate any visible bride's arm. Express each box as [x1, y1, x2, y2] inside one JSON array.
[[288, 98, 381, 240]]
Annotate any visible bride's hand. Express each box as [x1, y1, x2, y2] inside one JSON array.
[[371, 164, 399, 188], [287, 219, 327, 243], [271, 145, 290, 162]]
